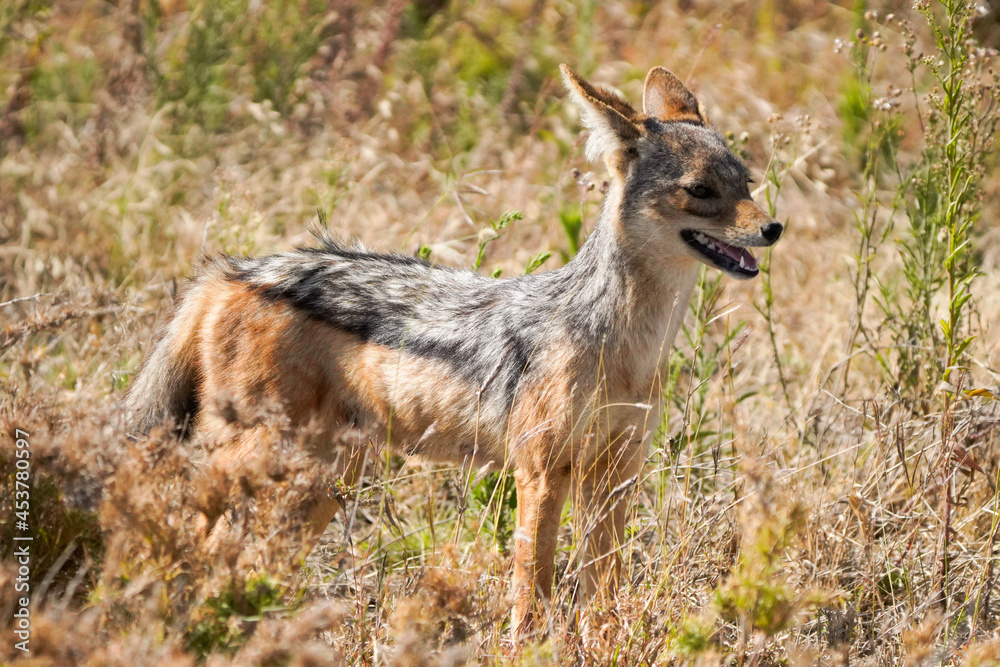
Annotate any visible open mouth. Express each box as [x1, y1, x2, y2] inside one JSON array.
[[681, 230, 759, 279]]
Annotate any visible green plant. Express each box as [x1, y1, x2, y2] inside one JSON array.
[[663, 269, 746, 463], [245, 0, 327, 115], [156, 0, 239, 130], [155, 0, 327, 130], [524, 250, 551, 274], [558, 207, 583, 261], [888, 1, 999, 398], [837, 2, 999, 410], [669, 614, 717, 659], [185, 573, 289, 658], [756, 126, 798, 432], [883, 2, 1000, 625], [472, 208, 523, 275], [467, 471, 517, 552], [836, 11, 905, 392], [712, 469, 813, 655]]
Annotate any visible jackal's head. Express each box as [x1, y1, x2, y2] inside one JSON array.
[[561, 64, 782, 280]]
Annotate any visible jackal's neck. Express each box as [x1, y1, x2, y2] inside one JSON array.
[[562, 182, 699, 377]]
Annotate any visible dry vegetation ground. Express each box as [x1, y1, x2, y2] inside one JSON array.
[[2, 0, 1000, 664]]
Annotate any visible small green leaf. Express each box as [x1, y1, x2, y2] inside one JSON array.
[[525, 251, 551, 274], [939, 319, 951, 338], [494, 209, 523, 231], [559, 208, 583, 258], [953, 334, 975, 358]]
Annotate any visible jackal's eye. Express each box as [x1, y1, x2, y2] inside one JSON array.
[[684, 184, 716, 199]]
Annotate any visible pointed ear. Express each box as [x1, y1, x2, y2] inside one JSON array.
[[561, 64, 641, 164], [643, 67, 705, 125]]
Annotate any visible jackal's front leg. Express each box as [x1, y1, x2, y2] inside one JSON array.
[[574, 435, 643, 608], [510, 463, 571, 640]]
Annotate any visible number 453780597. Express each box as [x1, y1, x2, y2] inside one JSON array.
[[14, 429, 30, 522]]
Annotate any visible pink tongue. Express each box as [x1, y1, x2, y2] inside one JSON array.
[[716, 238, 758, 270]]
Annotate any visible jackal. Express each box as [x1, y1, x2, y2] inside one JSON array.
[[126, 64, 782, 638]]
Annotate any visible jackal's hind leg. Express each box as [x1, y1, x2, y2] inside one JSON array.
[[303, 434, 370, 539], [203, 424, 371, 558]]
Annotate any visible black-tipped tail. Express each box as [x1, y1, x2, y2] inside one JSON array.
[[125, 298, 201, 439]]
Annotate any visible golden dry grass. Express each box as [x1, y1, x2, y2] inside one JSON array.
[[2, 0, 1000, 664]]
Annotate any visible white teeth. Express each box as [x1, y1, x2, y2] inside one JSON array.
[[690, 232, 754, 271]]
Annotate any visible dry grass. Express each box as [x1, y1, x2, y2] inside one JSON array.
[[2, 0, 1000, 664]]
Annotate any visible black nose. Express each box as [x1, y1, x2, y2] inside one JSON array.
[[761, 222, 783, 244]]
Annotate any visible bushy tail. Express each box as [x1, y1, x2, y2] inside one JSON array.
[[126, 290, 203, 438]]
